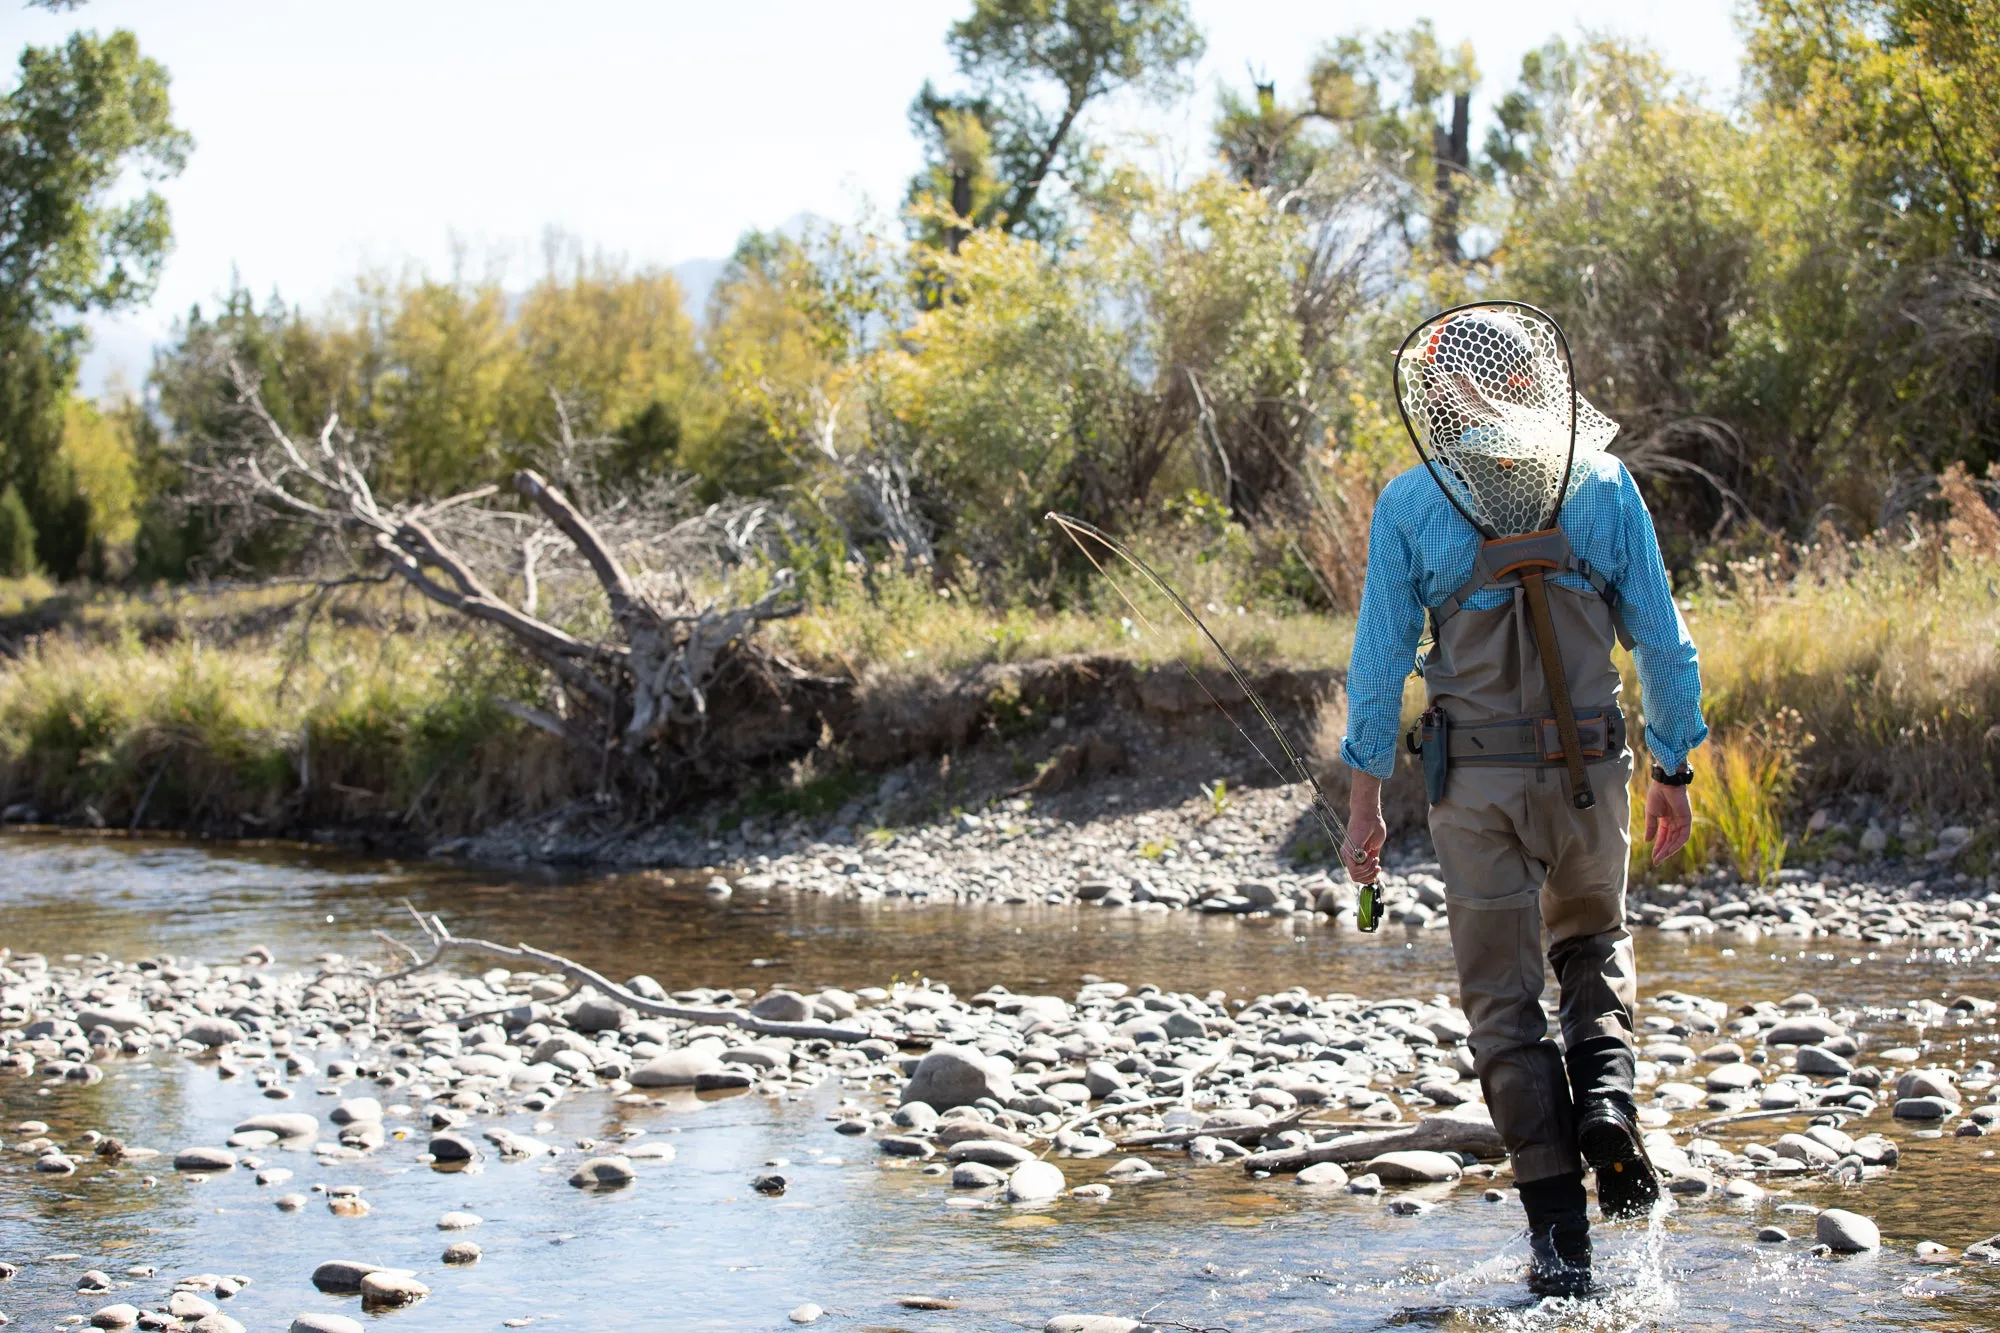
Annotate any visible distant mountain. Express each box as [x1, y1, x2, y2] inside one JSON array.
[[670, 256, 727, 322]]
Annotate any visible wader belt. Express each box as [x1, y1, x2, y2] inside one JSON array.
[[1407, 708, 1627, 766]]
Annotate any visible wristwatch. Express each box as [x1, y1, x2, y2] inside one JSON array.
[[1650, 763, 1694, 787]]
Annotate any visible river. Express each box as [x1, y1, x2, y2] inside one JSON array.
[[2, 831, 1997, 1331]]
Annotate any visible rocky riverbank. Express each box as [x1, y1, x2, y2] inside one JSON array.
[[453, 776, 2000, 942], [3, 935, 1998, 1330]]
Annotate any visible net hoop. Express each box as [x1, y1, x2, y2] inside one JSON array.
[[1391, 299, 1605, 540]]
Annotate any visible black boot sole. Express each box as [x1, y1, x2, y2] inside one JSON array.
[[1578, 1107, 1661, 1221]]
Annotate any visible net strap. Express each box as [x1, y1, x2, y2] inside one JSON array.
[[1483, 531, 1597, 811]]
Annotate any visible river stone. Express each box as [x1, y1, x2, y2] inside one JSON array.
[[1817, 1208, 1880, 1252], [568, 1155, 635, 1188], [234, 1113, 319, 1141], [173, 1147, 236, 1172], [878, 1135, 934, 1159], [949, 1139, 1037, 1168], [901, 1043, 1016, 1111], [1296, 1161, 1350, 1186], [625, 1140, 677, 1161], [275, 1193, 308, 1211], [1900, 1069, 1958, 1100], [427, 1133, 479, 1162], [1796, 1046, 1852, 1077], [1775, 1134, 1839, 1166], [750, 990, 814, 1022], [89, 1306, 140, 1329], [788, 1305, 825, 1324], [310, 1261, 400, 1293], [566, 997, 626, 1033], [290, 1316, 364, 1333], [76, 1006, 148, 1033], [187, 1315, 247, 1333], [1365, 1150, 1462, 1183], [359, 1273, 429, 1309], [35, 1152, 76, 1172], [1706, 1063, 1762, 1092], [1757, 1226, 1790, 1242], [952, 1161, 1009, 1188], [1045, 1320, 1152, 1333], [442, 1241, 481, 1265], [1766, 1017, 1844, 1046], [1894, 1096, 1957, 1120], [181, 1018, 246, 1047], [1006, 1159, 1067, 1201], [437, 1211, 482, 1230], [329, 1098, 382, 1126], [630, 1040, 724, 1088]]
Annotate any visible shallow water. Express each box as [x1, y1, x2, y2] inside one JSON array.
[[2, 831, 1998, 1332]]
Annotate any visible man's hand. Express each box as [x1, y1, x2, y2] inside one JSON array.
[[1343, 772, 1387, 884], [1645, 778, 1693, 866]]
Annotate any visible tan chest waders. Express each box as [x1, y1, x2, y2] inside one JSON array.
[[1406, 526, 1634, 807]]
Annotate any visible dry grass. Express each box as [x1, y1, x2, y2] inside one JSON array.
[[1, 524, 1993, 844]]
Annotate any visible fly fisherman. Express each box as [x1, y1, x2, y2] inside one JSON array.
[[1336, 305, 1707, 1297]]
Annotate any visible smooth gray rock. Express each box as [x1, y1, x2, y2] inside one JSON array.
[[566, 997, 627, 1033], [901, 1043, 1016, 1111], [1817, 1208, 1881, 1252], [1894, 1096, 1958, 1120], [1006, 1159, 1067, 1201], [749, 991, 814, 1022], [290, 1316, 365, 1333], [427, 1133, 478, 1163], [234, 1113, 319, 1141], [1365, 1150, 1462, 1183], [947, 1139, 1036, 1168], [1296, 1161, 1350, 1186], [568, 1155, 635, 1188], [328, 1098, 382, 1126], [1766, 1017, 1844, 1046], [359, 1272, 429, 1309], [1045, 1319, 1154, 1333], [442, 1242, 481, 1265], [89, 1306, 140, 1329], [310, 1261, 397, 1294], [630, 1042, 724, 1088], [951, 1161, 1009, 1189], [173, 1147, 237, 1172], [1796, 1046, 1852, 1077], [187, 1315, 247, 1333], [181, 1018, 246, 1047]]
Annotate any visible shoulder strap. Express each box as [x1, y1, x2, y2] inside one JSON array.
[[1432, 529, 1633, 649]]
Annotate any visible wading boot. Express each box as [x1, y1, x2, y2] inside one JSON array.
[[1526, 1212, 1597, 1298], [1565, 1036, 1661, 1222], [1576, 1093, 1660, 1221], [1520, 1173, 1600, 1299]]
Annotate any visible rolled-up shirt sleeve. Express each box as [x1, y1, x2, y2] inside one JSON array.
[[1340, 495, 1427, 780], [1609, 464, 1708, 772]]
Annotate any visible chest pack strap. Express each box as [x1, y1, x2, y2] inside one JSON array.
[[1442, 529, 1598, 810], [1431, 530, 1635, 650]]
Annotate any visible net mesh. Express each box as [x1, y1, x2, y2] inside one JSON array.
[[1396, 305, 1620, 536]]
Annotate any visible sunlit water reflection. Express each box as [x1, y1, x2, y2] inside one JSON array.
[[2, 832, 1997, 1331]]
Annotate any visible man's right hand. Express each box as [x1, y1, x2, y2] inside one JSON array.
[[1343, 772, 1387, 884]]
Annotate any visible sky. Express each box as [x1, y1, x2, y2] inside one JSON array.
[[2, 1, 1748, 396]]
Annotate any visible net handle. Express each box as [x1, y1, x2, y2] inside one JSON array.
[[1390, 298, 1582, 536]]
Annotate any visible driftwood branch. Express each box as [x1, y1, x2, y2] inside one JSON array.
[[357, 912, 875, 1044]]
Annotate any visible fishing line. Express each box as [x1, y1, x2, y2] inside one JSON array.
[[1046, 512, 1381, 930]]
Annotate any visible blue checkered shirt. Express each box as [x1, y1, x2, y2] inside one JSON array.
[[1339, 453, 1708, 780]]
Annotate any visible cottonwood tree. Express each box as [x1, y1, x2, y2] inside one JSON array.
[[908, 0, 1204, 246]]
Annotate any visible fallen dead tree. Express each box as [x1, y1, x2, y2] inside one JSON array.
[[194, 365, 843, 799]]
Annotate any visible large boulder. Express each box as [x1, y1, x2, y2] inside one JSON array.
[[901, 1044, 1016, 1111]]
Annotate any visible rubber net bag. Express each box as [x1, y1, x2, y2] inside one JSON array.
[[1396, 306, 1620, 537]]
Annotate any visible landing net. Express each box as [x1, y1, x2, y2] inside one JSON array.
[[1395, 304, 1620, 537]]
